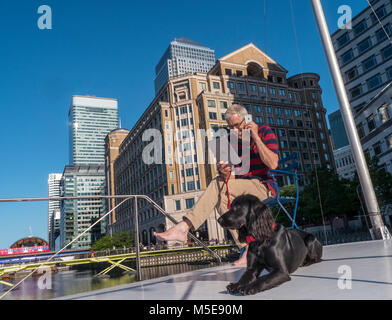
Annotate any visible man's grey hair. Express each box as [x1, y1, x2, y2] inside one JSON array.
[[224, 104, 248, 122]]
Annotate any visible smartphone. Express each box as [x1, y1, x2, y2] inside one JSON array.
[[245, 114, 252, 124]]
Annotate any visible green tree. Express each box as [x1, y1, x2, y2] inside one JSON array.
[[297, 166, 359, 225], [91, 231, 135, 251], [351, 155, 392, 208]]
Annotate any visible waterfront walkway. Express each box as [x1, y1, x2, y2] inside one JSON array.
[[56, 240, 392, 300]]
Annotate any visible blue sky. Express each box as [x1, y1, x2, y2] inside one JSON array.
[[0, 0, 367, 248]]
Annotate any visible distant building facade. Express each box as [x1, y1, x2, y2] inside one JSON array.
[[328, 109, 350, 149], [108, 42, 334, 246], [334, 145, 357, 180], [104, 128, 130, 236], [154, 37, 216, 94], [60, 165, 106, 249], [48, 173, 62, 249], [69, 95, 119, 165]]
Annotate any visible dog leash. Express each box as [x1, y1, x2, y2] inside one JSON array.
[[225, 176, 231, 209]]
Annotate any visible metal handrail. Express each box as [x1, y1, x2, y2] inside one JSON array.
[[0, 194, 222, 280]]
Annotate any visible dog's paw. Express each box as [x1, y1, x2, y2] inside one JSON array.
[[226, 282, 240, 294], [238, 286, 258, 296]]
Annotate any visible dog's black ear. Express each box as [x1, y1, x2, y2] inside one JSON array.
[[246, 199, 275, 241]]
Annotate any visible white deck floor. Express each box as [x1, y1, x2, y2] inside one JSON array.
[[56, 240, 392, 300]]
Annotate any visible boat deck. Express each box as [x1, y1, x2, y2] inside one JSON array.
[[56, 240, 392, 300]]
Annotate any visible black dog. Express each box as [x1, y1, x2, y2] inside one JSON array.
[[218, 194, 322, 296]]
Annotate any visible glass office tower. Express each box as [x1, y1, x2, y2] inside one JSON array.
[[154, 37, 216, 94], [69, 95, 119, 165]]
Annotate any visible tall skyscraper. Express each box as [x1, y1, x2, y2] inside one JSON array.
[[331, 0, 392, 114], [69, 95, 119, 165], [154, 37, 216, 94], [48, 173, 62, 249]]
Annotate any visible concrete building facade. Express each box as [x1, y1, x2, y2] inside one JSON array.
[[331, 0, 392, 114]]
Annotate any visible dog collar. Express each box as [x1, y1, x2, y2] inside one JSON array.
[[245, 223, 276, 244]]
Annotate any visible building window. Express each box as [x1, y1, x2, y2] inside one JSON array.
[[357, 122, 365, 139], [367, 74, 382, 90], [345, 67, 358, 82], [367, 114, 376, 132], [291, 141, 298, 149], [341, 49, 354, 64], [237, 82, 245, 91], [362, 55, 377, 71], [225, 68, 232, 76], [187, 181, 195, 191], [357, 37, 372, 54], [213, 82, 220, 89], [275, 107, 283, 115], [209, 112, 217, 120], [249, 84, 257, 92], [255, 116, 263, 124], [164, 110, 168, 117], [353, 19, 367, 36], [287, 119, 294, 126], [280, 140, 288, 148], [373, 142, 382, 155], [269, 87, 277, 96], [267, 117, 274, 125], [253, 105, 261, 113], [277, 118, 284, 125], [350, 85, 363, 99], [378, 103, 391, 123], [236, 70, 243, 77], [220, 101, 228, 109], [387, 67, 392, 80], [279, 89, 286, 96], [266, 106, 272, 114], [297, 120, 303, 127], [186, 168, 194, 176], [186, 198, 195, 209], [386, 134, 392, 149], [289, 130, 296, 137], [370, 5, 387, 24], [381, 45, 392, 61], [259, 86, 267, 94], [279, 129, 286, 137], [227, 81, 235, 89], [207, 100, 216, 108], [285, 109, 292, 116], [337, 32, 350, 47], [375, 23, 392, 42], [294, 109, 302, 117], [199, 82, 207, 91]]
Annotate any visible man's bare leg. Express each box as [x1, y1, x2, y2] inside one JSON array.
[[233, 245, 248, 266], [154, 221, 189, 242]]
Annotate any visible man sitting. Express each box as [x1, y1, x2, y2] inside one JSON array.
[[155, 104, 279, 265]]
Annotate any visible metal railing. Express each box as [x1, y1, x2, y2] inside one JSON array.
[[0, 194, 222, 298]]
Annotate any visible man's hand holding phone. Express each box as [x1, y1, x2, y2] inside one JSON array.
[[218, 161, 233, 181]]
